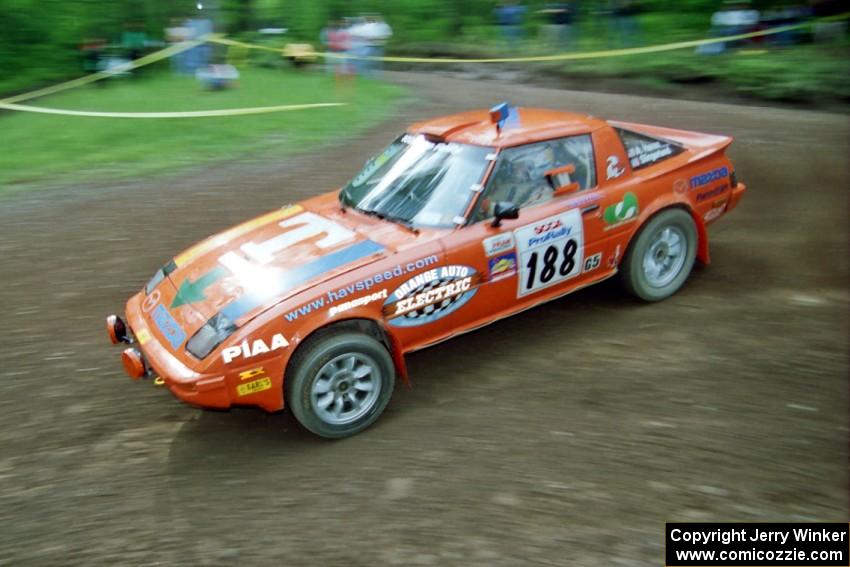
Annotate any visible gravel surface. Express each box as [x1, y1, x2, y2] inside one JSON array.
[[0, 71, 847, 566]]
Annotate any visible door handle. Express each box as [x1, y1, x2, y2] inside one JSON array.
[[581, 204, 600, 215]]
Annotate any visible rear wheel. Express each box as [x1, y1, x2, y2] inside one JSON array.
[[285, 331, 395, 439], [620, 208, 697, 302]]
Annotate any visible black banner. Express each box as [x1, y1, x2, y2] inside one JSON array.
[[666, 523, 849, 566]]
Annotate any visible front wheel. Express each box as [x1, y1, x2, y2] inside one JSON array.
[[620, 208, 697, 302], [285, 331, 395, 439]]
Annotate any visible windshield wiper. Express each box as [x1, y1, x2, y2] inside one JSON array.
[[356, 207, 419, 234]]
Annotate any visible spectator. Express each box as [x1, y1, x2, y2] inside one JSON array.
[[609, 0, 642, 48], [121, 22, 147, 63], [165, 18, 191, 74], [539, 3, 577, 49], [348, 15, 393, 77], [698, 0, 761, 54], [325, 20, 353, 80], [80, 37, 106, 74], [345, 17, 369, 77], [761, 4, 809, 47], [183, 17, 213, 75], [494, 1, 528, 50], [320, 20, 334, 73], [811, 0, 848, 43]]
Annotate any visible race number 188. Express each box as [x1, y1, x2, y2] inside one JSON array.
[[515, 210, 584, 297]]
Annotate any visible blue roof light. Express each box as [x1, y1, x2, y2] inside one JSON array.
[[489, 102, 519, 134]]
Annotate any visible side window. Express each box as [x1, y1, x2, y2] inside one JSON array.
[[472, 134, 596, 223], [615, 128, 684, 170], [552, 134, 596, 191]]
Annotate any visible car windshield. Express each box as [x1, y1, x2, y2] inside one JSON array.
[[340, 134, 492, 228]]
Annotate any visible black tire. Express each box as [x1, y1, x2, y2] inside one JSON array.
[[285, 331, 395, 439], [620, 208, 697, 302]]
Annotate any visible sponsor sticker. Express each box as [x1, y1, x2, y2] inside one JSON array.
[[488, 253, 518, 282], [673, 178, 688, 194], [151, 304, 186, 350], [583, 252, 602, 273], [329, 289, 388, 317], [383, 265, 482, 327], [237, 377, 272, 397], [221, 333, 289, 364], [135, 328, 151, 346], [239, 367, 266, 381], [628, 141, 674, 168], [515, 210, 584, 297], [696, 184, 729, 203], [284, 255, 440, 323], [608, 244, 622, 268], [690, 166, 729, 189], [235, 366, 273, 396], [704, 204, 726, 222], [142, 290, 160, 312], [603, 192, 639, 229], [483, 232, 515, 257], [350, 144, 405, 188], [563, 192, 602, 209], [606, 156, 626, 180]]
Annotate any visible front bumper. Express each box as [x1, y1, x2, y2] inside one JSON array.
[[107, 312, 231, 409], [106, 292, 285, 412]]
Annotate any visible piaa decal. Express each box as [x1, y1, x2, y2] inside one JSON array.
[[222, 333, 289, 364]]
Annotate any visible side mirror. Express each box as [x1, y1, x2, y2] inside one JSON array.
[[545, 164, 580, 196], [492, 201, 519, 227]]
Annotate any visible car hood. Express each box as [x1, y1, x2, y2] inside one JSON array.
[[148, 193, 435, 340]]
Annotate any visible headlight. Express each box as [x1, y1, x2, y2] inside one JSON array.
[[145, 259, 177, 294], [186, 313, 237, 360], [145, 268, 165, 294]]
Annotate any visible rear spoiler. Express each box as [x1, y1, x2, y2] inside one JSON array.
[[609, 120, 733, 163]]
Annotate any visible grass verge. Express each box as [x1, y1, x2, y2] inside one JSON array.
[[557, 42, 850, 104], [0, 66, 405, 193]]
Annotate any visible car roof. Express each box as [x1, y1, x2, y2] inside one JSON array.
[[408, 107, 608, 148]]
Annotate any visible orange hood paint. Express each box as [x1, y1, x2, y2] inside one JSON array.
[[145, 193, 440, 342]]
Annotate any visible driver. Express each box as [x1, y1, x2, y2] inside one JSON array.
[[478, 145, 556, 218]]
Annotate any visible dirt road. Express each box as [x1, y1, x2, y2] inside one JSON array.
[[1, 72, 847, 566]]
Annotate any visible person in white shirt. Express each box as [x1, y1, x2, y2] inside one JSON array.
[[347, 15, 393, 76]]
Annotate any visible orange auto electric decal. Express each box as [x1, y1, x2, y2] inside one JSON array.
[[383, 265, 482, 327]]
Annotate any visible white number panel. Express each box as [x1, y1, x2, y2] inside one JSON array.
[[220, 212, 355, 273], [241, 212, 355, 264], [514, 209, 584, 297]]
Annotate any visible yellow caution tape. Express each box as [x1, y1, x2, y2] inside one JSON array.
[[0, 36, 213, 105], [0, 101, 346, 119], [209, 13, 849, 64], [212, 36, 283, 53]]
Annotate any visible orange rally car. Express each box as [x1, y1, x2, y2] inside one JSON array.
[[107, 104, 746, 438]]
